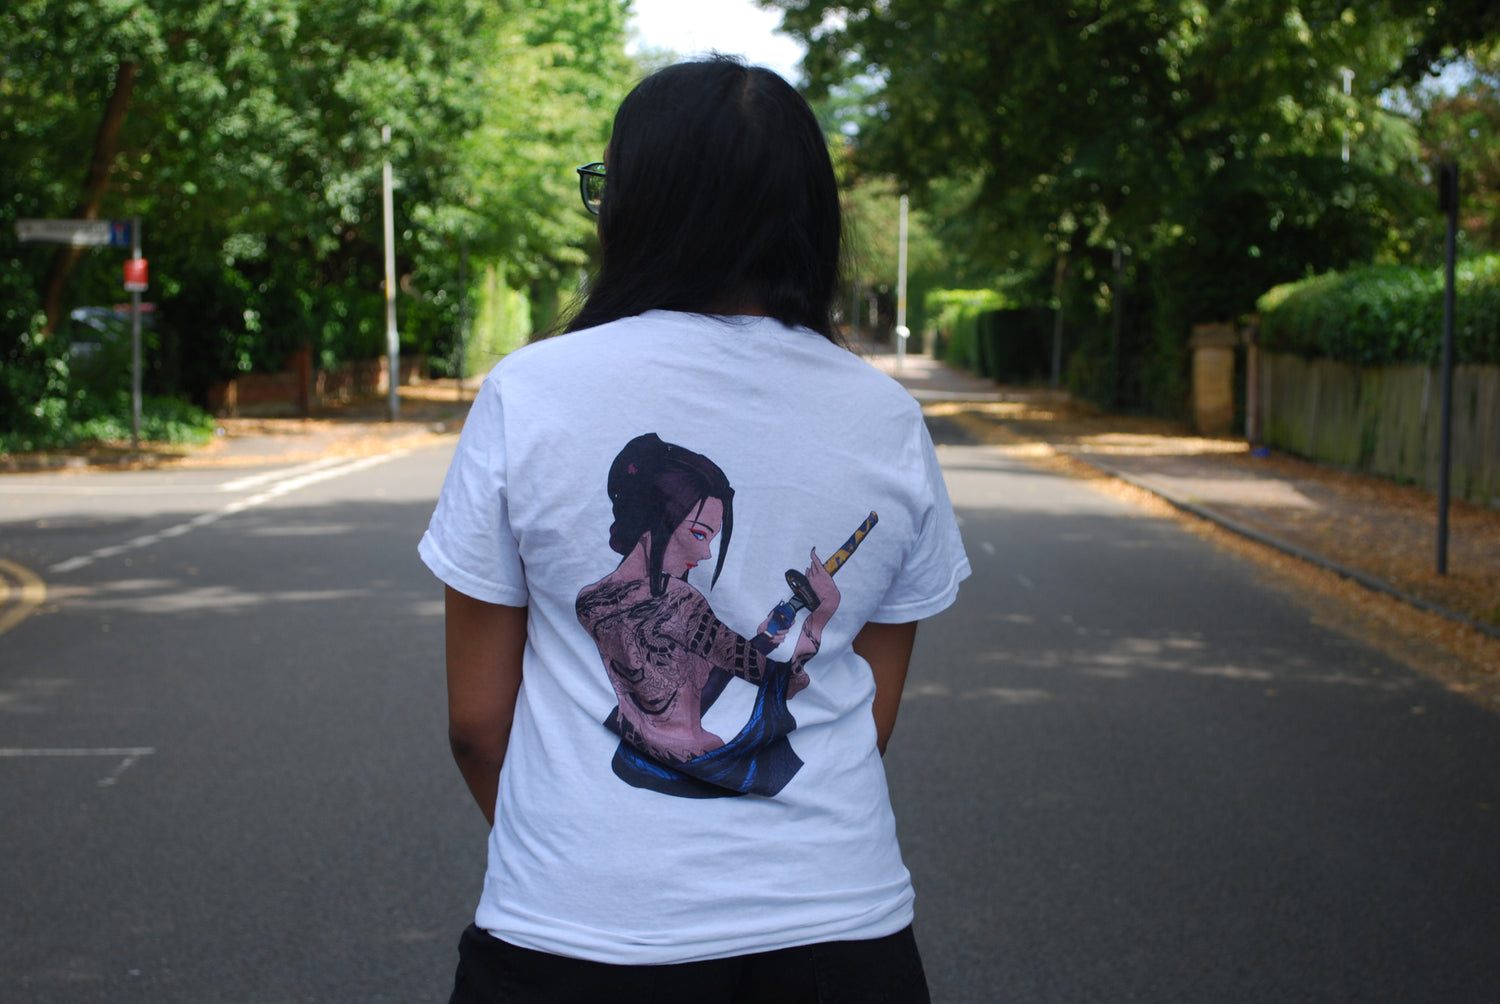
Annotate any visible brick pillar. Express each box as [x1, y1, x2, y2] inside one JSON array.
[[1189, 323, 1238, 437]]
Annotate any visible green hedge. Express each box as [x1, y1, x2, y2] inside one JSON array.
[[925, 289, 1011, 372], [1258, 254, 1500, 367]]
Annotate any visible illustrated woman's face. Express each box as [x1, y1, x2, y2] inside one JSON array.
[[661, 497, 724, 579]]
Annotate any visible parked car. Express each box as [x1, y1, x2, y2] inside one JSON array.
[[66, 304, 153, 392]]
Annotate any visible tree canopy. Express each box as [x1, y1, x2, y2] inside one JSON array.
[[2, 0, 633, 404], [777, 1, 1419, 286], [766, 0, 1499, 410], [1413, 46, 1500, 248]]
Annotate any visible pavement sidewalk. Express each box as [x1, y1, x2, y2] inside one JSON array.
[[857, 338, 1500, 649]]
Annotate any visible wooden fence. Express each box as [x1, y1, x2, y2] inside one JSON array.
[[1259, 353, 1500, 506]]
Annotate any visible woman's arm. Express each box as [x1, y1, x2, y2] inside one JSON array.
[[444, 586, 527, 826], [851, 620, 918, 756]]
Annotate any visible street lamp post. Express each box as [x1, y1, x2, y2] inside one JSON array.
[[1341, 68, 1354, 163], [129, 217, 143, 449], [382, 124, 400, 421], [895, 194, 909, 369]]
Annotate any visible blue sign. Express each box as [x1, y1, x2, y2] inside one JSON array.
[[108, 220, 133, 248]]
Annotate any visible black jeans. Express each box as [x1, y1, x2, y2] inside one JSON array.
[[449, 923, 931, 1004]]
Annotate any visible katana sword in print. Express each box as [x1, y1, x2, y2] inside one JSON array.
[[751, 511, 879, 654]]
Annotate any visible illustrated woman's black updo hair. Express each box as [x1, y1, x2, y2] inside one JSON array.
[[607, 433, 735, 596], [566, 56, 844, 342]]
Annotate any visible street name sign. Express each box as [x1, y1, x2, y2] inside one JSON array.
[[15, 219, 133, 248]]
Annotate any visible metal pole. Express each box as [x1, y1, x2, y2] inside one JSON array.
[[457, 233, 468, 402], [1110, 246, 1123, 409], [130, 216, 142, 451], [1050, 255, 1066, 390], [895, 194, 909, 369], [382, 125, 400, 421], [1437, 163, 1458, 575], [1341, 68, 1353, 164]]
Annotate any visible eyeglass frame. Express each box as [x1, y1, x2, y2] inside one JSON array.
[[577, 162, 605, 216]]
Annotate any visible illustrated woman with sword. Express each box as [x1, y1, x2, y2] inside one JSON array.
[[575, 433, 877, 798]]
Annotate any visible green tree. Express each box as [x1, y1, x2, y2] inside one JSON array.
[[444, 0, 634, 339], [3, 0, 633, 413], [765, 0, 1433, 412], [1386, 0, 1500, 82], [1413, 48, 1500, 250]]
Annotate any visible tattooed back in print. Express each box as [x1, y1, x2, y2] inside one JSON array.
[[575, 433, 842, 798]]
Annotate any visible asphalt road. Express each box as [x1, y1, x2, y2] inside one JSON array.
[[0, 447, 481, 1002], [1, 426, 1497, 1002], [899, 418, 1500, 1002]]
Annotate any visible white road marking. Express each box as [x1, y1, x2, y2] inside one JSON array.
[[0, 747, 155, 756], [1016, 573, 1034, 589], [217, 456, 349, 492], [46, 451, 410, 574], [0, 484, 221, 495], [0, 746, 156, 787]]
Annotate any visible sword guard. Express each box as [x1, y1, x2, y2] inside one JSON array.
[[784, 569, 820, 612]]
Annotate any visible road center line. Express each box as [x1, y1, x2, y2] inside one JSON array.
[[46, 451, 410, 574], [218, 456, 349, 492]]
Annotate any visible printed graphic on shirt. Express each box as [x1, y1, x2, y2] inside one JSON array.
[[574, 433, 876, 799]]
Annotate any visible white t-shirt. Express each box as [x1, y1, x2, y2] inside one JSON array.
[[419, 310, 969, 964]]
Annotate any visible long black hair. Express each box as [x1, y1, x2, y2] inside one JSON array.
[[606, 433, 735, 596], [566, 56, 844, 343]]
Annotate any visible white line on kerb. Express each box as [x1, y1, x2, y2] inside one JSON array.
[[47, 451, 410, 574]]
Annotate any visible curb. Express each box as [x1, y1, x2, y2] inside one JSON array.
[[1075, 452, 1500, 644], [0, 450, 188, 474], [0, 414, 467, 475]]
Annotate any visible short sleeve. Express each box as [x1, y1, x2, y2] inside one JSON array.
[[868, 417, 970, 623], [418, 375, 528, 606]]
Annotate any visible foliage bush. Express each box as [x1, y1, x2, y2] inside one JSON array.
[[0, 333, 215, 454], [1259, 253, 1500, 367]]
